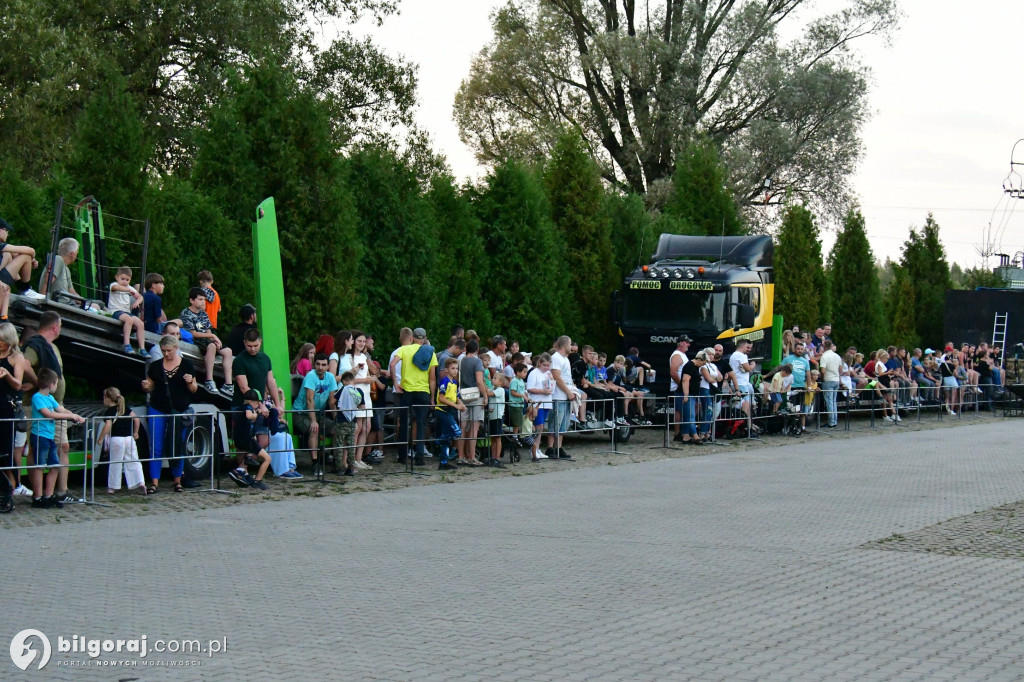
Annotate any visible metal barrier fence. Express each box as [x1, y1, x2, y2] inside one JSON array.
[[83, 410, 223, 504]]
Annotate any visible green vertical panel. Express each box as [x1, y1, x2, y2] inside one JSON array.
[[253, 198, 291, 410], [771, 314, 784, 368]]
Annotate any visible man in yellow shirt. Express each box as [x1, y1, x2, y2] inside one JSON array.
[[389, 327, 437, 466]]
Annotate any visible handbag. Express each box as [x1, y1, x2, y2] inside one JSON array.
[[458, 355, 481, 402], [10, 401, 28, 433]]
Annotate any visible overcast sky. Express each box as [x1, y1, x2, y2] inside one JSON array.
[[347, 0, 1024, 268]]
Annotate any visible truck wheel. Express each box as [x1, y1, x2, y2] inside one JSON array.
[[183, 421, 216, 480]]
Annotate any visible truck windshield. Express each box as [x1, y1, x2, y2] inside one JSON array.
[[622, 289, 728, 331]]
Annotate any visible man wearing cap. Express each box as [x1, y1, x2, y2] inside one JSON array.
[[0, 218, 45, 315], [390, 327, 437, 466], [226, 303, 258, 355], [668, 335, 691, 442]]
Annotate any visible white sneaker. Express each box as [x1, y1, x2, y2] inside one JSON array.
[[615, 417, 628, 426], [21, 288, 46, 301], [603, 419, 615, 429], [354, 460, 371, 470], [13, 484, 33, 496], [884, 415, 894, 422], [533, 452, 549, 460], [950, 411, 957, 416], [894, 415, 902, 423]]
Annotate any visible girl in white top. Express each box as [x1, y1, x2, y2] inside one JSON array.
[[348, 331, 374, 468], [328, 330, 354, 381], [525, 354, 554, 461]]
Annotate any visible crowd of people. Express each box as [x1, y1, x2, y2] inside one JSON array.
[[285, 326, 658, 474], [0, 213, 1014, 509]]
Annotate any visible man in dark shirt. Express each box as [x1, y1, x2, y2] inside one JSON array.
[[231, 327, 283, 476], [226, 303, 258, 355]]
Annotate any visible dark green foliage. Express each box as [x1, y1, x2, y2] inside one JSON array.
[[775, 204, 829, 333], [0, 165, 52, 256], [828, 210, 885, 351], [885, 265, 918, 349], [345, 145, 443, 343], [544, 133, 615, 348], [900, 214, 952, 346], [143, 178, 251, 323], [193, 61, 362, 346], [665, 139, 744, 237], [952, 266, 1006, 290], [604, 192, 652, 282], [474, 162, 574, 350], [426, 176, 491, 335]]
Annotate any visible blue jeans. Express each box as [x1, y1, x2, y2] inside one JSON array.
[[147, 407, 185, 480], [434, 410, 462, 463], [822, 381, 840, 426], [697, 388, 712, 436], [680, 396, 697, 436], [553, 399, 572, 435]]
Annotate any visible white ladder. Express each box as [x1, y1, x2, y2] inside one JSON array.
[[992, 312, 1009, 368]]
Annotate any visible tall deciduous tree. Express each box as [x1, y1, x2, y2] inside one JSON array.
[[828, 209, 885, 351], [455, 0, 898, 212], [475, 162, 574, 349], [900, 214, 951, 347], [775, 203, 829, 332], [0, 0, 414, 178], [544, 132, 615, 348]]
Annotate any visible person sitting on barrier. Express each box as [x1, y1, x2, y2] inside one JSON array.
[[435, 357, 464, 471], [96, 387, 145, 495], [872, 350, 900, 423], [141, 334, 199, 494], [911, 348, 936, 403], [180, 287, 234, 397], [225, 304, 257, 356], [37, 237, 91, 309], [29, 368, 85, 508], [234, 389, 272, 491], [291, 353, 338, 473], [107, 266, 148, 357], [610, 355, 649, 425], [0, 218, 44, 312], [769, 364, 794, 414]]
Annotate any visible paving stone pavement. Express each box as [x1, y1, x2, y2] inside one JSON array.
[[3, 419, 1024, 681]]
